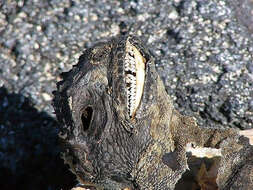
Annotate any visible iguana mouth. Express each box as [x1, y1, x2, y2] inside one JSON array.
[[124, 40, 146, 118]]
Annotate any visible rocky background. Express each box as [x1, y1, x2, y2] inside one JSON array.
[[0, 0, 253, 189]]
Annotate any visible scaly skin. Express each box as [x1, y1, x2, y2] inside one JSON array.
[[52, 35, 253, 190]]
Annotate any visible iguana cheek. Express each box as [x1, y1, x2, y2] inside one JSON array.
[[124, 40, 146, 119]]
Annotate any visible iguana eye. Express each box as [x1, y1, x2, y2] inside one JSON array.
[[81, 106, 93, 131], [90, 44, 111, 65], [124, 40, 146, 118]]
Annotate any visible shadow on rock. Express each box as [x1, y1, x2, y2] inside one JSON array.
[[0, 87, 76, 190]]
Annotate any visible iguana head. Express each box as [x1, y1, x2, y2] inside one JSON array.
[[52, 35, 167, 189]]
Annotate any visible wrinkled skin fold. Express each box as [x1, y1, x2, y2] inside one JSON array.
[[52, 35, 253, 190]]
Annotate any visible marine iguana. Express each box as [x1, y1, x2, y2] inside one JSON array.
[[52, 35, 253, 190]]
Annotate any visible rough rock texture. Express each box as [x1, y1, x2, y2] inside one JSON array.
[[52, 35, 253, 189], [0, 0, 253, 189]]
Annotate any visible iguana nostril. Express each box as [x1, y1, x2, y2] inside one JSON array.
[[81, 106, 93, 131]]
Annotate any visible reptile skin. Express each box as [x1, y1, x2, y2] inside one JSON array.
[[52, 35, 253, 190]]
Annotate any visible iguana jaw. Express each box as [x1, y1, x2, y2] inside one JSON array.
[[124, 40, 146, 119]]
